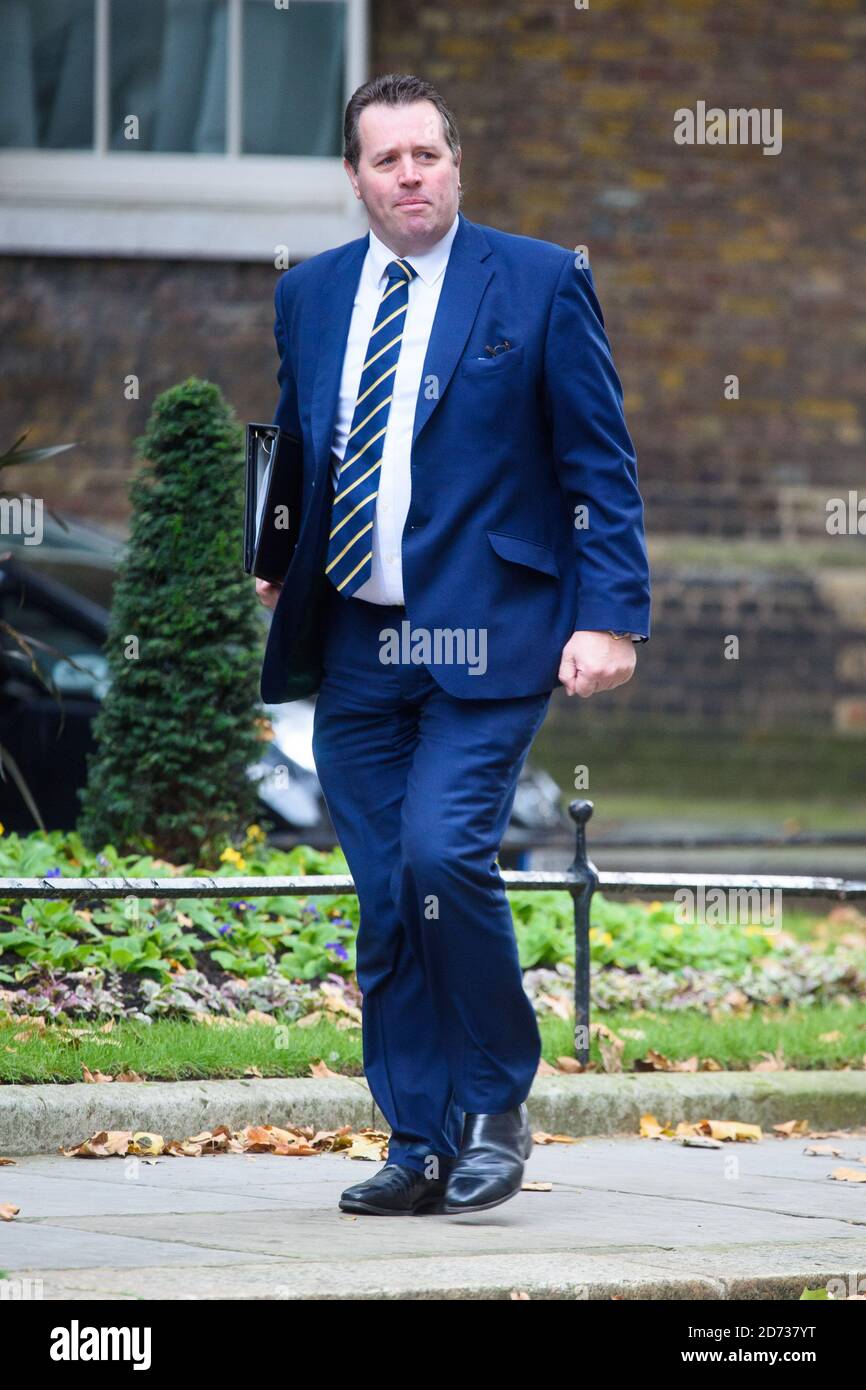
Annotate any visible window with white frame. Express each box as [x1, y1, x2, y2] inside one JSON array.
[[0, 0, 369, 259]]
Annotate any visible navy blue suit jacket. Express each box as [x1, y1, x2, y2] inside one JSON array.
[[259, 210, 650, 704]]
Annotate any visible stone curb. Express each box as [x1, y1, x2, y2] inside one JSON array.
[[11, 1257, 855, 1302], [1, 1071, 864, 1156]]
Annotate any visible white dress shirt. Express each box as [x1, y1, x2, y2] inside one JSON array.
[[328, 211, 460, 605]]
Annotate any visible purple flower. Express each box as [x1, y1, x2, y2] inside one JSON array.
[[96, 854, 110, 868], [44, 868, 62, 878], [325, 941, 349, 961], [218, 924, 233, 936]]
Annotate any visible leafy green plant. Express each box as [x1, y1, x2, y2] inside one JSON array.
[[0, 827, 360, 993], [1, 827, 864, 1024], [509, 890, 783, 975]]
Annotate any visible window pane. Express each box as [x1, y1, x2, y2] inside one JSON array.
[[109, 0, 227, 153], [0, 0, 95, 149], [242, 0, 345, 156]]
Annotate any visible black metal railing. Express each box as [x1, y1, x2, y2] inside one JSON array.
[[1, 799, 864, 1062]]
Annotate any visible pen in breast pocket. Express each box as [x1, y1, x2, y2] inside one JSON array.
[[484, 340, 512, 357]]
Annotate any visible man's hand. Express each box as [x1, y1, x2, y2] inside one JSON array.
[[558, 630, 637, 698], [255, 578, 283, 611]]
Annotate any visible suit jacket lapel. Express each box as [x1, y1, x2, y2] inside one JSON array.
[[411, 214, 493, 446], [309, 231, 369, 484]]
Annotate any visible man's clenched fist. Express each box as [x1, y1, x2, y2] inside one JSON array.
[[558, 630, 637, 698]]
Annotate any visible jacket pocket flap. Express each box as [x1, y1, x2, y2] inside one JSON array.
[[486, 529, 559, 578]]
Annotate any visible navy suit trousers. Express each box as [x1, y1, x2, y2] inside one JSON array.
[[311, 582, 552, 1177]]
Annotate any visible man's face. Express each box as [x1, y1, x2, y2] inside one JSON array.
[[344, 100, 461, 256]]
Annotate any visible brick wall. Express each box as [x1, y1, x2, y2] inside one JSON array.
[[2, 0, 863, 532], [577, 564, 866, 733], [372, 0, 865, 538], [0, 257, 279, 521]]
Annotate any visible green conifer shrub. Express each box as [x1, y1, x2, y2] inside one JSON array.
[[78, 378, 264, 862]]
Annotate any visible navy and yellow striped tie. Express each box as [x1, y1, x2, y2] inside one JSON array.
[[325, 257, 418, 596]]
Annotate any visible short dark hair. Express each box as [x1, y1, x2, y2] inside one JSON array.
[[343, 73, 462, 187]]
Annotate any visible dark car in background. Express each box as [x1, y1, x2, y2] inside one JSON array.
[[0, 515, 567, 865]]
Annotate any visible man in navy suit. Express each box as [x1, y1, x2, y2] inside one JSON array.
[[257, 73, 650, 1216]]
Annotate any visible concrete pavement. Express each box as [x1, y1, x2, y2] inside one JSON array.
[[3, 1130, 866, 1300]]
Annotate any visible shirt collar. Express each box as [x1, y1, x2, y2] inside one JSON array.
[[366, 210, 460, 288]]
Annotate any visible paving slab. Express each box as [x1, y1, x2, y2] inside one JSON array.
[[3, 1132, 865, 1300]]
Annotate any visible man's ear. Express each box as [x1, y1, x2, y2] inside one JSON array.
[[342, 158, 361, 199]]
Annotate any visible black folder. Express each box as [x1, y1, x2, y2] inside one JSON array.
[[243, 422, 303, 585]]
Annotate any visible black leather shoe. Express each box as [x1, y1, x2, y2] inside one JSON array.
[[339, 1163, 448, 1215], [442, 1103, 533, 1214]]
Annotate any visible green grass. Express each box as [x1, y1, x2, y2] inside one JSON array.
[[2, 1003, 865, 1084], [0, 1016, 364, 1085], [539, 1003, 866, 1072]]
